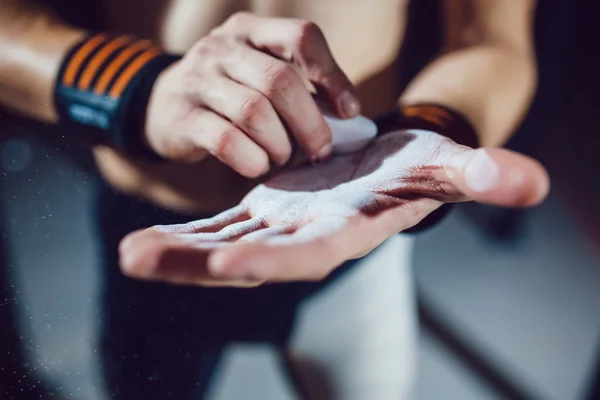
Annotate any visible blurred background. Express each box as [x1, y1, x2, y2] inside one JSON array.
[[1, 0, 599, 399]]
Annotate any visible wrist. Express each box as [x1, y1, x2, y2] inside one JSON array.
[[53, 33, 182, 161], [124, 54, 181, 161]]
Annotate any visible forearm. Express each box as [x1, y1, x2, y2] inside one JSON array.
[[400, 44, 537, 148], [0, 0, 85, 122]]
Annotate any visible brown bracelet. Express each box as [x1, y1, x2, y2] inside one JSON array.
[[374, 104, 480, 148]]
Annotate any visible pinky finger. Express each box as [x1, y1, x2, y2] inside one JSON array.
[[119, 228, 225, 283]]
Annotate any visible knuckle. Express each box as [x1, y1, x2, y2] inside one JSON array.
[[292, 20, 323, 51], [264, 63, 298, 97], [224, 11, 252, 28], [191, 42, 210, 58], [187, 221, 208, 233], [238, 94, 268, 126], [192, 35, 229, 59], [191, 39, 212, 58], [213, 128, 237, 156], [181, 75, 210, 98]]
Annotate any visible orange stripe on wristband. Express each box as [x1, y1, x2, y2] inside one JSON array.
[[63, 33, 108, 87], [78, 35, 133, 90], [108, 47, 162, 98], [94, 39, 154, 95]]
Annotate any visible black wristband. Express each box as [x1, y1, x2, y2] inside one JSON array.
[[374, 104, 480, 234], [54, 33, 182, 161]]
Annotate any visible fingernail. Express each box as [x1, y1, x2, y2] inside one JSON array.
[[316, 143, 333, 162], [339, 91, 361, 118], [446, 149, 501, 193], [463, 149, 500, 192]]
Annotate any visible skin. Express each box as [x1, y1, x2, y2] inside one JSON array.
[[0, 0, 547, 286], [0, 1, 360, 199], [144, 12, 361, 175], [0, 0, 404, 212], [120, 129, 549, 286]]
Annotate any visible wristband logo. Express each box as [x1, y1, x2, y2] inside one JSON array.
[[68, 104, 110, 130]]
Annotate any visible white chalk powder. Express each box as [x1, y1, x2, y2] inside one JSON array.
[[319, 106, 378, 154]]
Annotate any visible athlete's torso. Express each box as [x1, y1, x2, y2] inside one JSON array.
[[94, 0, 410, 214]]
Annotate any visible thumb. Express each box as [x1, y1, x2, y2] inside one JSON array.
[[443, 148, 550, 208]]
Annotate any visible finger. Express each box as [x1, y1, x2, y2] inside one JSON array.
[[188, 109, 270, 177], [218, 12, 360, 118], [250, 20, 360, 119], [208, 217, 370, 282], [187, 76, 292, 165], [220, 44, 333, 161], [443, 148, 550, 207], [119, 228, 224, 283], [237, 225, 295, 242], [215, 218, 268, 241], [151, 218, 266, 244], [120, 229, 264, 287], [151, 205, 249, 234]]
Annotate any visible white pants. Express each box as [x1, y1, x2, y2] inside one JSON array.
[[212, 234, 417, 400]]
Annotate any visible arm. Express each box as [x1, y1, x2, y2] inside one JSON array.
[[117, 1, 549, 285], [0, 0, 85, 122], [400, 0, 537, 147], [0, 6, 358, 176]]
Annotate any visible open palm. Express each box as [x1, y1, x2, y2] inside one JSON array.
[[119, 129, 549, 286]]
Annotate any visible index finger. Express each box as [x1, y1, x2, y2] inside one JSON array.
[[218, 12, 361, 119]]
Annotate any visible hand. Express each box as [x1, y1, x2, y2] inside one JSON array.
[[144, 12, 359, 177], [119, 129, 549, 286]]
